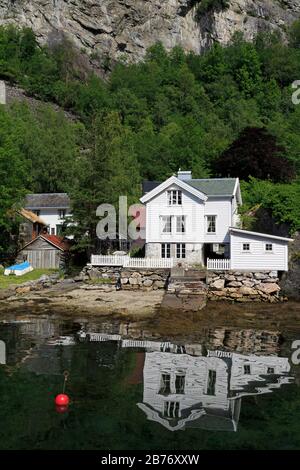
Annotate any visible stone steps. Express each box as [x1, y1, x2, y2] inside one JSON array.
[[167, 279, 208, 295]]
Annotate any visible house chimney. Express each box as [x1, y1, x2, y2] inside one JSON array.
[[177, 169, 192, 181]]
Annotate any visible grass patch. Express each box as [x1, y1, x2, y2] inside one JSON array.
[[0, 268, 58, 289]]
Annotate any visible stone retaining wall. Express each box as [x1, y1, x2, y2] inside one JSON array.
[[207, 270, 286, 302], [81, 265, 287, 301], [81, 265, 169, 291]]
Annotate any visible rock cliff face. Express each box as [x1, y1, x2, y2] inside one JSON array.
[[0, 1, 299, 64]]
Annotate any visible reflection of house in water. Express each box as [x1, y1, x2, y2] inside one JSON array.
[[137, 349, 292, 432], [0, 319, 294, 433], [84, 332, 292, 432]]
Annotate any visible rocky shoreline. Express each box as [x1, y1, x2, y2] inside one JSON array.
[[0, 266, 293, 317]]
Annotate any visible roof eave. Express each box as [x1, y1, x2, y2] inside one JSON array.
[[229, 227, 294, 242], [233, 178, 242, 205]]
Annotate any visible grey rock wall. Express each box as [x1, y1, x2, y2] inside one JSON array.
[[0, 1, 298, 66]]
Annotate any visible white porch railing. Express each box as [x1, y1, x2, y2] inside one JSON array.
[[207, 258, 231, 270], [90, 255, 174, 269]]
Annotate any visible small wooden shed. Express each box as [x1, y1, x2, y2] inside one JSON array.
[[18, 234, 69, 269]]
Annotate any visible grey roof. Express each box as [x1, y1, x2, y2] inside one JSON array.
[[142, 178, 237, 197], [186, 178, 237, 196], [142, 180, 161, 194], [25, 193, 70, 209]]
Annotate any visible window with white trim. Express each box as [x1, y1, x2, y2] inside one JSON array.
[[206, 215, 216, 234], [244, 365, 251, 374], [161, 243, 171, 258], [265, 243, 273, 252], [176, 243, 186, 259], [58, 209, 66, 219], [176, 215, 186, 233], [159, 373, 171, 395], [206, 370, 216, 396], [167, 190, 182, 205], [175, 375, 185, 394], [163, 401, 180, 418], [242, 243, 250, 252], [161, 216, 172, 233]]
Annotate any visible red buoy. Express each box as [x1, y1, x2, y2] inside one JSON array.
[[55, 394, 70, 406], [55, 405, 69, 414]]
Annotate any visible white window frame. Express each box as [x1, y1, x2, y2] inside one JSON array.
[[161, 243, 171, 259], [167, 190, 182, 206], [176, 243, 186, 259], [175, 374, 186, 395], [176, 215, 186, 233], [206, 215, 217, 234], [205, 369, 217, 396], [242, 243, 251, 252], [160, 216, 172, 234], [265, 243, 273, 253], [159, 373, 171, 395], [58, 209, 66, 219], [163, 401, 180, 418]]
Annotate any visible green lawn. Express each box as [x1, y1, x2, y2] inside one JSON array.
[[0, 268, 58, 289]]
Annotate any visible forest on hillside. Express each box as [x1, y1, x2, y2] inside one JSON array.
[[0, 23, 300, 254]]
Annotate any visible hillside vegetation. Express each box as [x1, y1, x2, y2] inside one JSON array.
[[0, 24, 299, 253]]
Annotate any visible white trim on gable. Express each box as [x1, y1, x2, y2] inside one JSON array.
[[140, 176, 207, 204], [233, 178, 242, 205]]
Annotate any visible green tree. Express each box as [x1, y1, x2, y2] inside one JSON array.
[[8, 102, 83, 193], [212, 127, 295, 182], [70, 112, 140, 255], [0, 107, 30, 253]]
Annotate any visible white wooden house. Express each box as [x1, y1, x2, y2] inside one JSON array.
[[140, 171, 293, 271], [25, 193, 72, 237]]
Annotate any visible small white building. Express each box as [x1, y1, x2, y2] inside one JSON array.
[[140, 171, 293, 271], [25, 193, 72, 236], [229, 228, 291, 272]]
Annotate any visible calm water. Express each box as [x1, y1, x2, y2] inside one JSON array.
[[1, 310, 300, 450]]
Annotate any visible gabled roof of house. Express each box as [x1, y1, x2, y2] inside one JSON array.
[[25, 193, 70, 209], [187, 178, 238, 196], [140, 176, 208, 204], [229, 227, 294, 242], [142, 181, 161, 194], [18, 208, 47, 226], [20, 234, 70, 252], [42, 234, 70, 250], [141, 177, 241, 204]]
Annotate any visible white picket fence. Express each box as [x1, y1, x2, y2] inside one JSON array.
[[90, 254, 174, 269], [207, 258, 231, 270]]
